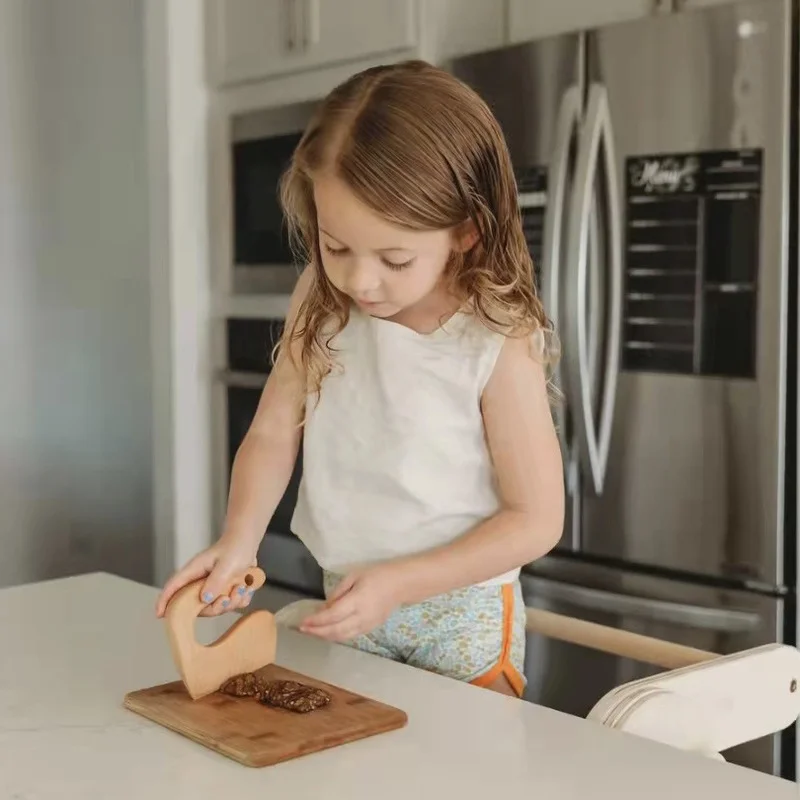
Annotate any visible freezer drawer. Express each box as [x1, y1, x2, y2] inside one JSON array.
[[520, 560, 784, 775]]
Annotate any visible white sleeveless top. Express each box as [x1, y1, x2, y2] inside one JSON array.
[[291, 308, 520, 587]]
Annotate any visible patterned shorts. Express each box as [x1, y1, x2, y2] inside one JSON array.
[[323, 572, 527, 696]]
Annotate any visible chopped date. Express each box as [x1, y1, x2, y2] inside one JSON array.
[[220, 673, 331, 713], [220, 672, 270, 699], [260, 680, 331, 713]]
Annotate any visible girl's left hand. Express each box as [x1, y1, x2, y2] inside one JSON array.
[[299, 564, 405, 642]]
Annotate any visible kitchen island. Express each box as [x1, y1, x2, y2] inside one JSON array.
[[1, 572, 796, 798]]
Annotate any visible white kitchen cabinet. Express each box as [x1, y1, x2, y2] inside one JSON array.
[[508, 0, 659, 42], [207, 0, 416, 86], [207, 0, 506, 87]]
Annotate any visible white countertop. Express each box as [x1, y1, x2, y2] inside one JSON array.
[[2, 572, 797, 799]]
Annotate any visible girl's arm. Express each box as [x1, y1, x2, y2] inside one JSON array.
[[392, 333, 565, 603], [155, 268, 310, 616], [220, 267, 311, 551]]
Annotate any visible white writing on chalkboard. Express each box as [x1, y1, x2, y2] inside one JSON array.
[[629, 157, 699, 194]]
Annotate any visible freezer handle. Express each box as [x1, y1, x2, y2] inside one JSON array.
[[563, 83, 623, 495], [524, 575, 762, 633], [540, 85, 582, 481]]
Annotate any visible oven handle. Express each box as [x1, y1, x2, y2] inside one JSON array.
[[523, 575, 762, 633], [217, 369, 269, 389]]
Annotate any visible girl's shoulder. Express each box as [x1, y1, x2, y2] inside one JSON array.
[[462, 307, 559, 364]]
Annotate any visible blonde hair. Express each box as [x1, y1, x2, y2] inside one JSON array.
[[278, 59, 558, 398]]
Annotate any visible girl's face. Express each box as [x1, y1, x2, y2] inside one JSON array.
[[313, 174, 456, 319]]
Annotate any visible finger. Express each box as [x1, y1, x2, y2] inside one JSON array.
[[199, 591, 234, 617], [226, 582, 252, 612], [301, 598, 357, 630], [156, 557, 211, 617], [200, 580, 256, 616], [305, 619, 361, 643], [199, 565, 240, 607], [327, 574, 357, 605]]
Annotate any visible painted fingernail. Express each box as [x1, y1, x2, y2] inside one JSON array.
[[202, 592, 214, 603], [237, 585, 247, 596], [247, 588, 255, 596], [222, 598, 230, 608]]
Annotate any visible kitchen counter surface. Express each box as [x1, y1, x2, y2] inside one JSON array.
[[2, 572, 797, 799]]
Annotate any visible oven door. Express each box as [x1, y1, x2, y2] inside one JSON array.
[[230, 102, 316, 294]]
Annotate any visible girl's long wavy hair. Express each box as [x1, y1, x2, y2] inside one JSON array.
[[277, 59, 559, 399]]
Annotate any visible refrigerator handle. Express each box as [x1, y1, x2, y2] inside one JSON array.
[[563, 83, 623, 496], [541, 86, 583, 485], [524, 576, 762, 634]]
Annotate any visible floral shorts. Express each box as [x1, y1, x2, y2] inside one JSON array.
[[323, 572, 527, 696]]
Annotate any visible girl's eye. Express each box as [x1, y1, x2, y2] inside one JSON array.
[[323, 243, 349, 257], [382, 257, 415, 271]]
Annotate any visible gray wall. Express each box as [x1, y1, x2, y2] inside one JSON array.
[[0, 0, 153, 587]]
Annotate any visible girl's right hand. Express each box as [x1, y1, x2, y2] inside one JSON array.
[[155, 537, 259, 618]]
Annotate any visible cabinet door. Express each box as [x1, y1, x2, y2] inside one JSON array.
[[508, 0, 656, 43], [209, 0, 417, 87]]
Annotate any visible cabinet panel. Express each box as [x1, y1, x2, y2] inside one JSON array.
[[209, 0, 417, 86], [508, 0, 656, 42]]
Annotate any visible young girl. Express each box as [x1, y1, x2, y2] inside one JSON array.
[[156, 60, 564, 697]]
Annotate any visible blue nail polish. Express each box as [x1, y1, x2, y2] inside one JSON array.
[[222, 598, 229, 607], [202, 592, 213, 603], [247, 588, 254, 596], [237, 586, 246, 596]]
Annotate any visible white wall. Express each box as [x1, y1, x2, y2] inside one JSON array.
[[145, 0, 214, 587], [0, 0, 153, 587]]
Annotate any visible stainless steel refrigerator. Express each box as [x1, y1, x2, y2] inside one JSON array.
[[453, 0, 797, 778]]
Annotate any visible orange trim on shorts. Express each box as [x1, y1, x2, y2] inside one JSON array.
[[470, 583, 525, 697]]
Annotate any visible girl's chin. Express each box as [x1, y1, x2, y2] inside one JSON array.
[[354, 298, 394, 316]]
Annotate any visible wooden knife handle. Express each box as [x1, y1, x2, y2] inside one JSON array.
[[164, 567, 266, 623], [162, 566, 275, 700]]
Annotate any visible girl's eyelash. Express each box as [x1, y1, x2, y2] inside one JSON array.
[[323, 242, 414, 271], [382, 257, 415, 271]]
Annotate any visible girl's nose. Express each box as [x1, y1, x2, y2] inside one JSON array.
[[346, 259, 381, 296]]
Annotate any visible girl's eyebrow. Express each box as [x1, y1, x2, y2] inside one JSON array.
[[319, 227, 412, 254], [319, 227, 343, 243]]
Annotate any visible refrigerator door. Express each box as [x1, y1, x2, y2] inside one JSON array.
[[579, 0, 791, 586], [451, 36, 586, 548], [521, 557, 785, 775]]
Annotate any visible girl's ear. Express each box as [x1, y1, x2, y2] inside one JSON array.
[[452, 219, 480, 253]]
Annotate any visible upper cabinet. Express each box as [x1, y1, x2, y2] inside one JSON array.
[[207, 0, 416, 86], [507, 0, 744, 43], [508, 0, 658, 42], [207, 1, 746, 90], [207, 0, 506, 88]]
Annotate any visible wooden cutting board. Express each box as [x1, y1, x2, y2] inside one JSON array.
[[124, 663, 408, 767]]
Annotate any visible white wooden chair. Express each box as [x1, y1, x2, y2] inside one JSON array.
[[525, 606, 800, 763], [275, 599, 800, 763]]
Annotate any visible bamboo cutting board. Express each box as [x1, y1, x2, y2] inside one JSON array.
[[124, 663, 408, 767]]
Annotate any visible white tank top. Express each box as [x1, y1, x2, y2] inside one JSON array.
[[291, 307, 520, 587]]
